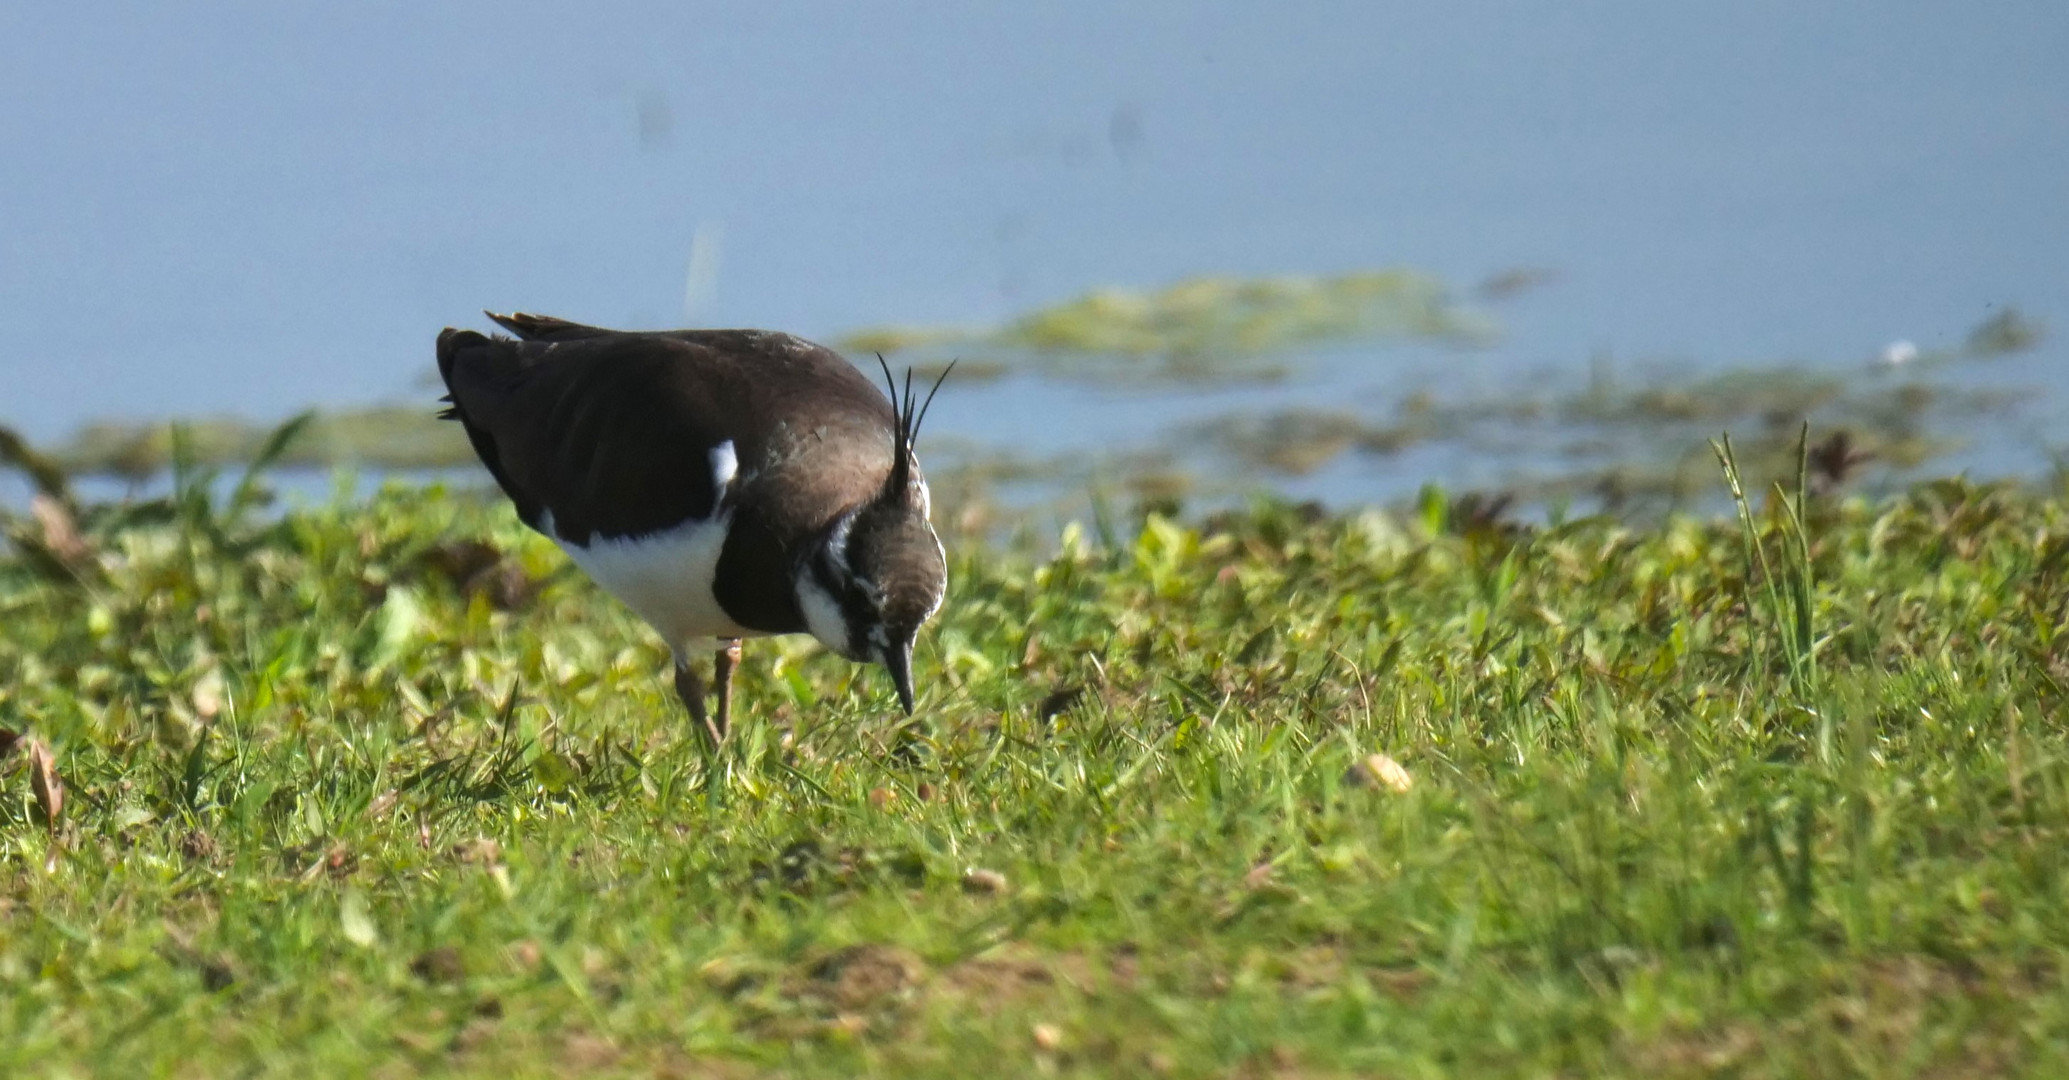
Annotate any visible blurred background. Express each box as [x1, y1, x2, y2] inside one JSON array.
[[2, 2, 2064, 527]]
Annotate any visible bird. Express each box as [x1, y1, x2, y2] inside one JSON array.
[[434, 312, 950, 746]]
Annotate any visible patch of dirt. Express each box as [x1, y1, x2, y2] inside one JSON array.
[[939, 943, 1100, 1012], [450, 1017, 498, 1055], [1619, 954, 2043, 1078], [721, 943, 934, 1044], [796, 943, 929, 1012], [559, 1033, 620, 1072], [179, 828, 221, 864], [410, 946, 466, 985], [1622, 1021, 1766, 1077], [1365, 963, 1433, 999], [1228, 1043, 1346, 1080], [1273, 945, 1347, 991], [450, 837, 502, 865], [1108, 942, 1141, 989]]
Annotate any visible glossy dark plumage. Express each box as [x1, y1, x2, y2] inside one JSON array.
[[435, 312, 903, 634]]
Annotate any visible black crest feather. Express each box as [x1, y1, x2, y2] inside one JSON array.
[[875, 354, 955, 502]]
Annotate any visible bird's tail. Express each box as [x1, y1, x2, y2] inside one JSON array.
[[433, 327, 497, 420]]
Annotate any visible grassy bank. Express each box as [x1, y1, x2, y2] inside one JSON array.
[[3, 457, 2067, 1076]]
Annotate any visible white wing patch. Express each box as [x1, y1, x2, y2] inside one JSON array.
[[707, 440, 738, 512]]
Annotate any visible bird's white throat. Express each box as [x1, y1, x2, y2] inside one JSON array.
[[795, 568, 851, 658], [793, 507, 860, 657]]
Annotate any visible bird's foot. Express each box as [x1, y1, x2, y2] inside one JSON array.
[[673, 658, 724, 751]]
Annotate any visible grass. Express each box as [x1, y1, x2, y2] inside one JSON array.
[[4, 443, 2069, 1077]]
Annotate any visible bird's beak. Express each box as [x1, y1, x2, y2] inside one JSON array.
[[882, 639, 916, 715]]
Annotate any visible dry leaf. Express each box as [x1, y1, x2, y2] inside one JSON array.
[[1031, 1022, 1064, 1051], [26, 738, 62, 830], [1349, 751, 1414, 794], [29, 494, 93, 568]]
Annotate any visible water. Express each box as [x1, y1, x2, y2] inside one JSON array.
[[2, 2, 2064, 506]]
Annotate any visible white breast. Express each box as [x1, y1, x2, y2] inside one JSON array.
[[542, 441, 754, 657], [551, 516, 751, 656]]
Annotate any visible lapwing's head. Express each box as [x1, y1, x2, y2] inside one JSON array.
[[796, 361, 953, 714]]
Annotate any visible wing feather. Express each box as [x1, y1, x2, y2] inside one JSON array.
[[435, 321, 896, 548]]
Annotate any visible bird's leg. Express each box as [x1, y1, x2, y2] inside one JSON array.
[[711, 639, 742, 744], [673, 655, 723, 750]]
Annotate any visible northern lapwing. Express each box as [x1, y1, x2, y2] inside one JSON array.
[[435, 312, 950, 745]]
